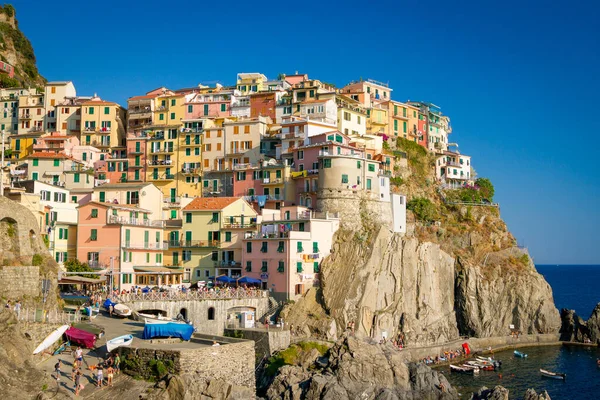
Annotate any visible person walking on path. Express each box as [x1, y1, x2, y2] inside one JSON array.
[[109, 304, 114, 318], [96, 365, 104, 388], [54, 360, 62, 382], [13, 300, 21, 318], [74, 370, 83, 395], [75, 347, 83, 368], [71, 363, 79, 381], [106, 366, 114, 387], [114, 353, 121, 375]]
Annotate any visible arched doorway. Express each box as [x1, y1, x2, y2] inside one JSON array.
[[179, 308, 188, 321]]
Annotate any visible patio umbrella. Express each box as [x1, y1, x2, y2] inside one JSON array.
[[237, 276, 262, 284], [142, 286, 151, 293], [215, 275, 235, 283]]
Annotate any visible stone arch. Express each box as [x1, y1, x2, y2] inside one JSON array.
[[179, 307, 188, 320]]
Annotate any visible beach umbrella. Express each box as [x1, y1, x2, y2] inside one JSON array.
[[237, 276, 262, 284]]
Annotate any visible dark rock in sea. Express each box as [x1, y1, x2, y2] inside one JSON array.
[[560, 303, 600, 344], [523, 388, 551, 400], [470, 386, 551, 400]]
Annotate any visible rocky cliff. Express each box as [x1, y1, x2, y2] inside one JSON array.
[[282, 138, 560, 346], [559, 303, 600, 344], [265, 336, 457, 400], [0, 4, 45, 88]]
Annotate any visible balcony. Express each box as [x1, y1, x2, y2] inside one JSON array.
[[28, 126, 44, 133], [147, 159, 173, 167], [214, 260, 241, 268], [94, 179, 110, 186], [122, 241, 169, 250], [92, 140, 111, 148], [163, 197, 181, 206], [152, 147, 174, 154], [225, 149, 247, 157], [88, 261, 108, 270], [222, 222, 257, 229], [129, 163, 144, 169], [164, 219, 182, 228], [181, 167, 198, 174], [169, 240, 220, 248], [150, 173, 175, 181], [19, 113, 31, 120], [262, 178, 283, 185], [107, 215, 165, 228], [148, 132, 165, 141], [155, 105, 169, 112], [442, 160, 461, 168]]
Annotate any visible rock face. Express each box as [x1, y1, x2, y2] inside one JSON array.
[[470, 386, 551, 400], [148, 375, 256, 400], [319, 228, 459, 346], [560, 303, 600, 344], [454, 249, 561, 337], [265, 336, 457, 400]]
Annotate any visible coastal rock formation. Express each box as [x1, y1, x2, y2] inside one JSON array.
[[149, 375, 255, 400], [318, 227, 460, 346], [560, 303, 600, 344], [454, 249, 561, 337], [470, 386, 551, 400], [265, 336, 457, 400]]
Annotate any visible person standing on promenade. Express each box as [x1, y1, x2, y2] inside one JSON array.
[[14, 300, 21, 318]]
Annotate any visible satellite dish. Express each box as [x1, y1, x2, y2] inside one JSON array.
[[141, 191, 146, 196]]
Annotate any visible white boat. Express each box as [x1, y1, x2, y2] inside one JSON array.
[[113, 303, 132, 317], [450, 364, 478, 374], [106, 334, 134, 352], [460, 364, 480, 374], [33, 325, 70, 355], [540, 368, 566, 380], [476, 356, 494, 363], [138, 312, 175, 324]]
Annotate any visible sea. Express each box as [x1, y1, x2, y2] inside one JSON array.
[[443, 265, 600, 399]]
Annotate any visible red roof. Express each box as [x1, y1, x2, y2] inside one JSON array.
[[183, 197, 241, 211], [25, 152, 74, 160]]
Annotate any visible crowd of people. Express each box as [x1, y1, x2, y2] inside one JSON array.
[[53, 349, 122, 395], [419, 348, 467, 365]]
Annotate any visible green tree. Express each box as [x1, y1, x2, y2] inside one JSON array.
[[475, 178, 495, 201], [64, 259, 98, 279], [407, 197, 437, 222]]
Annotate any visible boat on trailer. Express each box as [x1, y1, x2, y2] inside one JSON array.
[[540, 368, 566, 380]]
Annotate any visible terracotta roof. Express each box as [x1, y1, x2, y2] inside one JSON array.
[[80, 201, 151, 213], [128, 94, 157, 101], [183, 197, 241, 211], [25, 152, 74, 160], [81, 100, 116, 106]]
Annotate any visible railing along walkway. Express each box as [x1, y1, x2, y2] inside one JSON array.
[[114, 289, 269, 303], [15, 308, 82, 324]]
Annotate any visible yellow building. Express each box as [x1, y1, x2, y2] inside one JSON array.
[[367, 104, 388, 136], [80, 98, 127, 153], [236, 73, 268, 94], [9, 133, 37, 160], [385, 100, 411, 139], [180, 197, 257, 282]]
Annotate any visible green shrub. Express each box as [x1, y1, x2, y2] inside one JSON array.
[[390, 176, 403, 186], [6, 222, 15, 237], [407, 198, 437, 222], [2, 4, 15, 18], [264, 342, 329, 376], [475, 178, 495, 201], [149, 360, 168, 378], [31, 254, 43, 266], [297, 341, 329, 355]]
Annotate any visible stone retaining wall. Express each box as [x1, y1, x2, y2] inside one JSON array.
[[317, 189, 392, 230], [118, 334, 256, 390], [0, 266, 40, 299], [224, 328, 290, 358]]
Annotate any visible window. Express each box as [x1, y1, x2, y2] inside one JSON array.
[[33, 158, 38, 166], [187, 105, 193, 113], [185, 213, 192, 223], [204, 104, 209, 115], [367, 178, 372, 190], [342, 174, 348, 184], [323, 159, 331, 168], [53, 159, 60, 167], [211, 212, 219, 223], [394, 120, 398, 131], [156, 253, 162, 263], [297, 262, 303, 273], [357, 161, 361, 169], [278, 261, 285, 273], [261, 261, 268, 272], [104, 106, 110, 115], [246, 242, 252, 253], [170, 112, 175, 120], [277, 241, 285, 253], [40, 190, 50, 201], [245, 261, 252, 272], [357, 115, 361, 124], [74, 173, 80, 183], [403, 121, 407, 133], [208, 307, 215, 320], [299, 223, 305, 232], [91, 209, 98, 218], [90, 229, 98, 241], [313, 262, 320, 273], [260, 242, 268, 253], [368, 163, 375, 172], [244, 125, 250, 134], [297, 241, 304, 252], [297, 150, 304, 160], [220, 103, 226, 112], [171, 99, 176, 106], [313, 242, 319, 253], [343, 111, 351, 121], [225, 232, 232, 242], [89, 107, 94, 115], [183, 250, 191, 261], [32, 172, 38, 180]]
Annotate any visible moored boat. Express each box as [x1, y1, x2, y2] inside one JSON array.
[[106, 334, 134, 352], [113, 303, 132, 317], [514, 350, 528, 358], [540, 368, 566, 380], [466, 361, 495, 371], [450, 364, 478, 374], [33, 325, 70, 355]]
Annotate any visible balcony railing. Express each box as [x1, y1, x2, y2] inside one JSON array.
[[168, 240, 220, 248], [107, 215, 165, 228], [113, 289, 269, 302], [222, 222, 257, 229], [163, 197, 181, 205], [263, 178, 283, 185], [122, 241, 169, 250], [214, 260, 241, 268], [148, 159, 173, 166], [260, 211, 339, 222]]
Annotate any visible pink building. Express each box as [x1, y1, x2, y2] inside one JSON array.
[[241, 206, 339, 301], [184, 91, 232, 120], [232, 162, 292, 211], [0, 61, 15, 78], [76, 201, 176, 291], [33, 132, 78, 154]]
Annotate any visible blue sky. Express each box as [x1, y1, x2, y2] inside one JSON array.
[[12, 0, 600, 264]]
